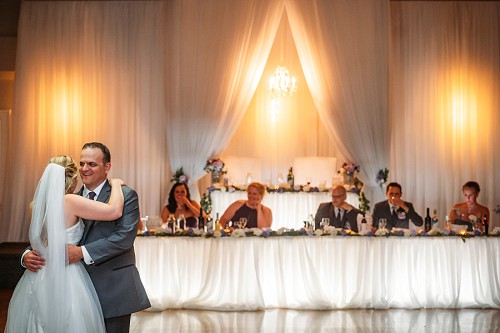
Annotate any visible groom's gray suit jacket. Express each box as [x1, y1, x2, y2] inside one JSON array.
[[79, 180, 150, 318]]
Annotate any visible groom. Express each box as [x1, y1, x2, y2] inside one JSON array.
[[24, 142, 150, 332], [68, 142, 150, 332]]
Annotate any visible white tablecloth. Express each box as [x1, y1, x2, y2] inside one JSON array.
[[210, 191, 359, 230], [135, 236, 500, 311]]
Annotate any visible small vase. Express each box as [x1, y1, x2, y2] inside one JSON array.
[[211, 171, 221, 184]]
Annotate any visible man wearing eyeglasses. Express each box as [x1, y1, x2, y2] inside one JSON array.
[[314, 185, 362, 231], [373, 182, 423, 230]]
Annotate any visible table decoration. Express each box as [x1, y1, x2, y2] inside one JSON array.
[[204, 158, 227, 184], [137, 224, 490, 241], [338, 162, 360, 185], [376, 168, 389, 190], [490, 227, 500, 236], [170, 167, 188, 184], [337, 161, 370, 212]]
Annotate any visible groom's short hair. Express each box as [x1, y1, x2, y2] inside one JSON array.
[[82, 142, 111, 164]]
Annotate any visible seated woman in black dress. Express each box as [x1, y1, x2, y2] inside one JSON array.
[[220, 182, 273, 229], [448, 181, 490, 232], [161, 182, 203, 228]]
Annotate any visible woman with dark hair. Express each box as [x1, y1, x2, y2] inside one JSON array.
[[161, 182, 203, 228], [448, 181, 490, 232]]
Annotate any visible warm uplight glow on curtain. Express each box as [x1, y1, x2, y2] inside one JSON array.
[[2, 1, 167, 241], [269, 98, 280, 123], [390, 2, 499, 223], [222, 10, 344, 185], [53, 81, 82, 135]]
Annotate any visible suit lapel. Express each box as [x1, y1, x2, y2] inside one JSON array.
[[97, 181, 111, 204]]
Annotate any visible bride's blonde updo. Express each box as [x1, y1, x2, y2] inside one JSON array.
[[48, 155, 78, 193]]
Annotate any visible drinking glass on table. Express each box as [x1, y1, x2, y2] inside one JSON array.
[[320, 218, 330, 230], [378, 218, 387, 230], [239, 217, 248, 229]]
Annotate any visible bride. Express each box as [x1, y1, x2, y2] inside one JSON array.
[[5, 155, 125, 332]]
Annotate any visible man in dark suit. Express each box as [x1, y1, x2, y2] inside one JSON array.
[[67, 142, 150, 332], [22, 142, 150, 332], [314, 185, 362, 232], [372, 182, 423, 230]]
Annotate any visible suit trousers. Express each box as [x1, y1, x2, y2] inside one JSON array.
[[105, 314, 131, 333]]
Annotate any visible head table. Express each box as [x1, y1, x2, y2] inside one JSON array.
[[135, 235, 500, 312], [209, 190, 359, 230]]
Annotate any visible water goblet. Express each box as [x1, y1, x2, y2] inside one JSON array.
[[178, 213, 186, 230], [379, 218, 387, 230], [239, 217, 248, 229]]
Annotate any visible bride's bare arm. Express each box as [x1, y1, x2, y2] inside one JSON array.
[[65, 178, 125, 222]]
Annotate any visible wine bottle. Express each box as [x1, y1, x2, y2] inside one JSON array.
[[287, 167, 294, 187], [361, 213, 367, 233], [205, 215, 212, 232], [431, 209, 439, 230], [215, 212, 221, 231], [483, 215, 489, 236], [198, 207, 205, 230], [424, 208, 432, 232]]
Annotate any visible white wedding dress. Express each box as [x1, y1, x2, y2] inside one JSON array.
[[5, 220, 106, 333]]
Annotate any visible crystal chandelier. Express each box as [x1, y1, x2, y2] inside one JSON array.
[[269, 65, 297, 98]]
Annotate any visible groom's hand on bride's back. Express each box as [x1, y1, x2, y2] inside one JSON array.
[[23, 250, 45, 272], [67, 244, 83, 264]]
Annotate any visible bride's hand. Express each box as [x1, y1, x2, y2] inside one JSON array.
[[110, 178, 125, 187]]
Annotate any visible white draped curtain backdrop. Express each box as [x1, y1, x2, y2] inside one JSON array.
[[390, 2, 500, 226], [1, 0, 499, 241], [164, 0, 284, 201]]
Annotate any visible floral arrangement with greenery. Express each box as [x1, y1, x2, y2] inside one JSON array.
[[171, 167, 188, 184], [376, 168, 389, 189], [200, 192, 212, 215], [338, 162, 360, 176], [138, 225, 495, 239], [206, 183, 330, 194], [336, 162, 370, 213], [204, 158, 227, 174], [359, 192, 370, 213]]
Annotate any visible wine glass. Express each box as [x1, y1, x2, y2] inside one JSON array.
[[321, 217, 330, 230], [306, 177, 312, 186], [378, 218, 387, 230], [239, 217, 247, 229]]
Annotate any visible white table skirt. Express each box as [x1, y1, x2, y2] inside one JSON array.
[[210, 191, 359, 230], [135, 236, 500, 311]]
